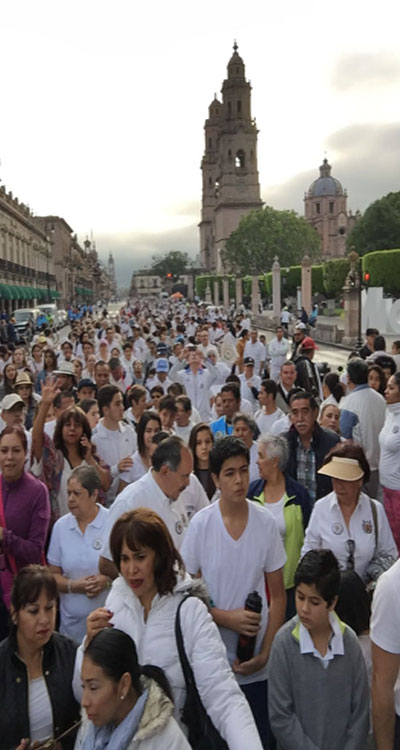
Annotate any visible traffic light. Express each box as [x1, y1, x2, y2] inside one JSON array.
[[166, 272, 173, 279], [364, 272, 370, 284]]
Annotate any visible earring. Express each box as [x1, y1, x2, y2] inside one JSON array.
[[120, 694, 125, 701]]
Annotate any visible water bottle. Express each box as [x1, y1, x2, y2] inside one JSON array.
[[236, 591, 262, 663]]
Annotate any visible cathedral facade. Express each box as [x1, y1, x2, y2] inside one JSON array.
[[304, 158, 360, 258], [199, 44, 262, 272]]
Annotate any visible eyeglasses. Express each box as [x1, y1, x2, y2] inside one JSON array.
[[346, 539, 355, 570]]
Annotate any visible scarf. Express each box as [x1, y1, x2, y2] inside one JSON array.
[[81, 689, 148, 750]]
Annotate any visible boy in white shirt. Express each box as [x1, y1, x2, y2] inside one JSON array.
[[181, 436, 286, 748]]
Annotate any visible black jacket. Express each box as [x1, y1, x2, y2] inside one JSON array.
[[284, 423, 340, 499], [0, 630, 80, 749], [295, 356, 320, 400]]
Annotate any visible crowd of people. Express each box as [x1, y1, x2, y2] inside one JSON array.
[[0, 300, 399, 749]]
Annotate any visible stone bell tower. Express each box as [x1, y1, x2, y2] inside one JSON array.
[[199, 43, 262, 272]]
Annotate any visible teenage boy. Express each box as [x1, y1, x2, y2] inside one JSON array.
[[267, 550, 369, 750], [181, 436, 286, 748], [92, 385, 137, 505]]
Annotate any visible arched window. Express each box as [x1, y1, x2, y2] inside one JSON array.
[[235, 150, 245, 169], [227, 101, 232, 117], [237, 100, 242, 114]]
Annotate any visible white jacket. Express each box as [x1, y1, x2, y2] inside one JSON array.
[[73, 574, 262, 750], [75, 676, 190, 750], [169, 361, 218, 420]]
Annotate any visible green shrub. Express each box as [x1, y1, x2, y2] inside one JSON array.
[[323, 259, 351, 297], [362, 248, 400, 295]]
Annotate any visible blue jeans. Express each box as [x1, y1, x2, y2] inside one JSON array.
[[241, 679, 276, 750]]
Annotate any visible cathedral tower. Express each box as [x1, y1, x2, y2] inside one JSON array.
[[199, 43, 262, 272]]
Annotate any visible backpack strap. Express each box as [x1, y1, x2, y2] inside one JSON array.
[[369, 498, 378, 549]]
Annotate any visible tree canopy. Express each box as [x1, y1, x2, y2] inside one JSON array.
[[150, 250, 191, 277], [347, 191, 400, 255], [220, 205, 321, 275]]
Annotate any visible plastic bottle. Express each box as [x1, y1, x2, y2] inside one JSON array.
[[236, 591, 262, 663]]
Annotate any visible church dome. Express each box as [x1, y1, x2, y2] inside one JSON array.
[[308, 158, 343, 197], [227, 41, 245, 78]]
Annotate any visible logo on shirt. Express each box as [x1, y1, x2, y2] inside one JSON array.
[[332, 522, 344, 535], [175, 521, 184, 535], [93, 538, 103, 550], [393, 426, 399, 434], [362, 520, 373, 534]]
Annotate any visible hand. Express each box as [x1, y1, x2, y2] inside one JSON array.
[[40, 377, 61, 406], [86, 607, 114, 643], [233, 653, 268, 677], [227, 608, 261, 636], [84, 575, 109, 597], [80, 435, 93, 458], [118, 456, 134, 472]]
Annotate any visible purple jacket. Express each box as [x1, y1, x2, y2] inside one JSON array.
[[1, 472, 50, 606]]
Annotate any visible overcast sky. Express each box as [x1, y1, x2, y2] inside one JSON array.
[[1, 0, 399, 285]]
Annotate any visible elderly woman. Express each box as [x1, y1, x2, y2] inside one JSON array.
[[232, 412, 260, 483], [248, 434, 312, 617], [75, 508, 263, 750], [47, 466, 110, 643], [0, 425, 50, 609], [301, 443, 398, 580], [0, 566, 80, 749]]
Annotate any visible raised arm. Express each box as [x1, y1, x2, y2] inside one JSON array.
[[31, 378, 60, 461]]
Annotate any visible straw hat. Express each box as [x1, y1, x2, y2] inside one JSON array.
[[15, 371, 33, 388], [53, 361, 76, 378], [317, 456, 364, 482]]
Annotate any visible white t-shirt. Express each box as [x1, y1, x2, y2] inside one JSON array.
[[29, 677, 53, 742], [92, 420, 137, 504], [244, 341, 266, 374], [255, 408, 284, 435], [47, 504, 109, 642], [119, 450, 148, 485], [181, 499, 286, 685], [101, 469, 188, 558], [181, 473, 210, 520], [371, 559, 400, 715]]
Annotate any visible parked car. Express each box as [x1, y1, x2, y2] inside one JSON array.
[[13, 308, 41, 342]]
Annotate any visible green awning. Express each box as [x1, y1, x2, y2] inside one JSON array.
[[20, 288, 29, 300], [50, 289, 60, 300], [0, 284, 12, 300]]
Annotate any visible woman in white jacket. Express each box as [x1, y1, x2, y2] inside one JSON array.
[[76, 627, 190, 749], [78, 507, 262, 750]]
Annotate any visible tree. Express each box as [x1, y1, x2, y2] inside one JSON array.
[[151, 250, 191, 277], [347, 191, 400, 255], [220, 205, 321, 275]]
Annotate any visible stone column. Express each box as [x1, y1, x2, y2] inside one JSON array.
[[222, 278, 229, 310], [235, 277, 242, 311], [272, 256, 281, 321], [251, 276, 260, 316], [186, 274, 194, 301], [205, 280, 212, 304], [301, 254, 312, 313], [213, 279, 219, 306], [342, 250, 361, 348]]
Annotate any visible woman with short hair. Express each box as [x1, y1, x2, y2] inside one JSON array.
[[48, 465, 110, 642], [301, 443, 398, 580], [233, 412, 260, 483]]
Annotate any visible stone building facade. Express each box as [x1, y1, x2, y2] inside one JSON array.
[[199, 43, 262, 272], [304, 158, 360, 258], [130, 274, 162, 297], [0, 185, 57, 312]]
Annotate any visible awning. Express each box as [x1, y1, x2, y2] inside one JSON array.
[[50, 289, 60, 299], [0, 284, 12, 300]]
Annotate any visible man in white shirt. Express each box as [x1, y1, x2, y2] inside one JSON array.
[[239, 357, 261, 412], [255, 379, 284, 434], [169, 347, 218, 421], [276, 361, 298, 414], [99, 436, 193, 579], [181, 436, 286, 746], [91, 385, 137, 505], [268, 326, 290, 381], [244, 329, 266, 376], [124, 384, 148, 431]]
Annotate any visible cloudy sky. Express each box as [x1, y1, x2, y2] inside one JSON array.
[[1, 0, 399, 285]]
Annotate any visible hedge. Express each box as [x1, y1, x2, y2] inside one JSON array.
[[362, 248, 400, 295], [195, 250, 400, 301]]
